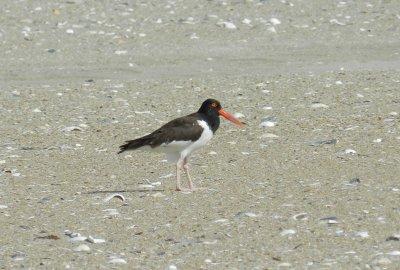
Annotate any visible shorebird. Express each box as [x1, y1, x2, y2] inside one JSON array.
[[118, 99, 244, 191]]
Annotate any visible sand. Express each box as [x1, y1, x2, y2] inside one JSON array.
[[1, 0, 400, 269]]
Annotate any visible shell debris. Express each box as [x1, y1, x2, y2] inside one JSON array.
[[103, 193, 126, 203]]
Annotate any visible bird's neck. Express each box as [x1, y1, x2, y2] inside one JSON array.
[[199, 112, 220, 133]]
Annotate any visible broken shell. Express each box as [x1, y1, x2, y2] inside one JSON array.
[[109, 258, 127, 264], [104, 193, 126, 202], [293, 213, 308, 220], [280, 229, 296, 236], [86, 236, 106, 244], [61, 126, 83, 132], [73, 244, 90, 252]]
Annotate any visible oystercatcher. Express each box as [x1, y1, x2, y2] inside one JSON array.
[[118, 99, 244, 191]]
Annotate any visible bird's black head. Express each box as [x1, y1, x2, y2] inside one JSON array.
[[198, 99, 222, 116], [198, 99, 244, 132]]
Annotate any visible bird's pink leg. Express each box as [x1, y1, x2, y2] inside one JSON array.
[[175, 160, 183, 191], [183, 157, 195, 191]]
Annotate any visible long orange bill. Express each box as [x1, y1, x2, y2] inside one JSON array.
[[218, 109, 245, 127]]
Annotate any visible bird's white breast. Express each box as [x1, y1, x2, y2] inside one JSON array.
[[163, 120, 213, 163]]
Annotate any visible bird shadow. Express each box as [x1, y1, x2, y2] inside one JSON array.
[[84, 189, 165, 194]]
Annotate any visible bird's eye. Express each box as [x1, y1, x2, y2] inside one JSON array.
[[211, 103, 217, 107]]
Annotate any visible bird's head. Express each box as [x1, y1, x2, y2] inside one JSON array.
[[198, 99, 244, 127]]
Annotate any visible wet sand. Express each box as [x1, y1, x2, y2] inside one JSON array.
[[1, 0, 400, 269]]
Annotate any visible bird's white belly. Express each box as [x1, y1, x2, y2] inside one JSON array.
[[163, 120, 213, 163]]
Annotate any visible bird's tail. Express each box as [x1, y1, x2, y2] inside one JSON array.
[[118, 136, 152, 154]]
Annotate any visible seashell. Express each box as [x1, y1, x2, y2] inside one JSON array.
[[293, 213, 308, 220], [217, 21, 237, 29], [86, 236, 106, 244], [104, 193, 125, 202], [73, 244, 90, 252], [280, 229, 296, 236], [387, 251, 400, 256], [138, 184, 155, 189], [355, 231, 369, 238], [61, 126, 83, 132], [311, 103, 329, 108], [269, 18, 281, 25], [345, 149, 357, 155], [242, 18, 251, 25], [234, 112, 245, 118], [109, 258, 127, 264]]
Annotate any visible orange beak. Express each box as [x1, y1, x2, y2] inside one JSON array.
[[218, 109, 245, 127]]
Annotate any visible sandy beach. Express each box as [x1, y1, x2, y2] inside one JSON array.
[[1, 0, 400, 269]]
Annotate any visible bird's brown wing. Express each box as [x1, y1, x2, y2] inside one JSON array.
[[147, 113, 204, 147], [118, 113, 204, 153]]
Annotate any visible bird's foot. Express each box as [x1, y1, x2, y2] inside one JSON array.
[[175, 187, 191, 192]]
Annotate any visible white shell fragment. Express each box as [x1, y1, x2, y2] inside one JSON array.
[[86, 236, 106, 244], [280, 229, 296, 236], [293, 213, 308, 220], [269, 18, 281, 25], [260, 121, 276, 128], [311, 103, 329, 109], [104, 193, 126, 202], [217, 21, 237, 29], [266, 26, 277, 33], [109, 258, 127, 264], [73, 244, 91, 252], [234, 112, 245, 118], [330, 19, 346, 26], [166, 264, 178, 270], [61, 126, 83, 132], [260, 133, 279, 139], [242, 18, 251, 25], [345, 149, 357, 155], [65, 231, 87, 242], [387, 251, 400, 256], [243, 212, 259, 218], [355, 231, 369, 238]]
